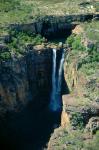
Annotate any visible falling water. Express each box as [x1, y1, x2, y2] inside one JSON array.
[[49, 48, 57, 111], [57, 49, 65, 93], [49, 48, 65, 112]]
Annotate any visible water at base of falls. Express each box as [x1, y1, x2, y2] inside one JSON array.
[[49, 48, 65, 112]]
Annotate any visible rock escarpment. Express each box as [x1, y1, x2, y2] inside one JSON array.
[[48, 31, 99, 149], [1, 12, 98, 116], [0, 11, 99, 149], [0, 44, 63, 150], [0, 45, 52, 116], [61, 47, 99, 128], [10, 13, 99, 39]]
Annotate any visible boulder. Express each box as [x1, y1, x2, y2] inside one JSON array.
[[85, 117, 99, 134]]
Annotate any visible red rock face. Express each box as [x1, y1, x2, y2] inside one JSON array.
[[72, 25, 84, 35], [61, 111, 70, 127]]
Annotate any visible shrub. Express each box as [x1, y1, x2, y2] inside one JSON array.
[[66, 34, 85, 51], [70, 112, 84, 129], [72, 36, 85, 51], [7, 30, 45, 55], [66, 34, 75, 46], [86, 43, 99, 62], [0, 51, 11, 60]]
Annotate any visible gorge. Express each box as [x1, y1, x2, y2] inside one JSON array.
[[49, 48, 65, 112], [0, 37, 69, 150], [0, 3, 99, 149]]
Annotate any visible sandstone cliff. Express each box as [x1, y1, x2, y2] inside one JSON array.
[[0, 44, 52, 116]]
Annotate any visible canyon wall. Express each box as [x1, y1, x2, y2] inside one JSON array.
[[0, 45, 52, 116], [48, 44, 99, 150], [10, 13, 99, 39], [61, 50, 99, 128], [0, 13, 99, 116]]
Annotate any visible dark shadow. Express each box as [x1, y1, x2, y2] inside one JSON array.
[[10, 13, 98, 34], [62, 70, 70, 95], [41, 21, 74, 41], [0, 94, 62, 150], [0, 48, 63, 150], [0, 54, 69, 150], [0, 15, 75, 150], [0, 68, 68, 150]]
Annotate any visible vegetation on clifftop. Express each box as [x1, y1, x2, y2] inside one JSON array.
[[0, 29, 45, 59], [0, 1, 99, 149], [65, 27, 99, 100], [0, 0, 98, 27]]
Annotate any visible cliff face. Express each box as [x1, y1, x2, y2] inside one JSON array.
[[61, 51, 99, 127], [60, 20, 99, 128], [0, 45, 52, 116], [0, 11, 99, 149], [10, 13, 99, 39], [1, 13, 98, 116], [0, 57, 29, 113], [48, 43, 99, 150]]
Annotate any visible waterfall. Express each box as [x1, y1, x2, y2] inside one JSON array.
[[49, 48, 57, 111], [49, 48, 65, 112], [57, 49, 65, 93]]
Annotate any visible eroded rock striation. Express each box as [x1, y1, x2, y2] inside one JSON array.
[[10, 13, 99, 39], [0, 44, 52, 116]]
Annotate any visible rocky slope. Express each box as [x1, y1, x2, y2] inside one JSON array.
[[48, 24, 99, 150]]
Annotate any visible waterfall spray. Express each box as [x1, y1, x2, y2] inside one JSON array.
[[49, 48, 65, 112]]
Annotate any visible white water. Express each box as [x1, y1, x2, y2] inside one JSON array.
[[57, 49, 65, 93], [49, 48, 65, 112]]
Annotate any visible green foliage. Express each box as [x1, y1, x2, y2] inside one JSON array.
[[66, 34, 75, 46], [0, 0, 96, 27], [77, 43, 99, 75], [0, 0, 32, 25], [56, 129, 84, 150], [0, 0, 20, 12], [93, 2, 99, 12], [72, 36, 85, 51], [85, 131, 99, 150], [66, 34, 85, 51], [32, 34, 45, 45], [0, 51, 11, 60], [79, 62, 97, 76], [71, 112, 84, 129], [86, 43, 99, 62], [7, 30, 45, 55], [83, 21, 99, 43], [67, 34, 99, 78]]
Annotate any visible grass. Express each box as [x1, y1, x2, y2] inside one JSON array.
[[0, 0, 98, 40], [53, 129, 84, 150], [50, 129, 99, 150], [0, 0, 32, 25], [82, 21, 99, 42], [0, 0, 97, 28], [85, 131, 99, 150], [65, 31, 99, 103]]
